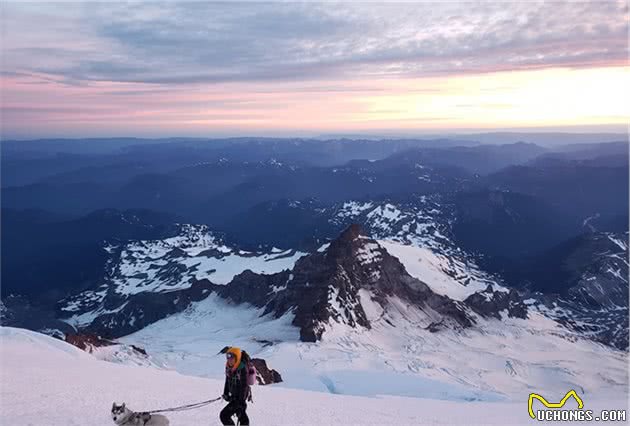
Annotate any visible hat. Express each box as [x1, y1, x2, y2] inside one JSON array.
[[225, 346, 242, 371]]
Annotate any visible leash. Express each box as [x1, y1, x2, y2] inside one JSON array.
[[145, 396, 223, 415]]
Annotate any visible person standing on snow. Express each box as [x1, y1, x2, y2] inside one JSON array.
[[220, 346, 251, 425]]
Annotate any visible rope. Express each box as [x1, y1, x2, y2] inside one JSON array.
[[145, 396, 223, 415]]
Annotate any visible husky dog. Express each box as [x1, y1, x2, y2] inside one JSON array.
[[111, 402, 170, 426]]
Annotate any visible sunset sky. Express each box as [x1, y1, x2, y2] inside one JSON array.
[[1, 1, 628, 138]]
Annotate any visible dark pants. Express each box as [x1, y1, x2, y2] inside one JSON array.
[[220, 401, 249, 425]]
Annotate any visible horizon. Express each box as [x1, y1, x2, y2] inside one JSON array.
[[3, 129, 629, 143], [1, 2, 629, 139]]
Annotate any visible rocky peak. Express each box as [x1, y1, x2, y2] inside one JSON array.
[[323, 224, 370, 267], [221, 225, 475, 342], [337, 223, 364, 242]]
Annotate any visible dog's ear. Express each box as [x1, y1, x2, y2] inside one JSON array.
[[122, 403, 126, 410], [112, 402, 116, 410]]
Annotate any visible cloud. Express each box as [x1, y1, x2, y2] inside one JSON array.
[[2, 1, 627, 86], [1, 1, 628, 138]]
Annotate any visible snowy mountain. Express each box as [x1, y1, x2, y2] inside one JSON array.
[[26, 222, 623, 407], [2, 139, 627, 421], [526, 232, 629, 350], [327, 198, 629, 351], [2, 217, 628, 424], [58, 220, 510, 343], [5, 326, 627, 426], [215, 224, 528, 344], [222, 224, 478, 342], [327, 197, 499, 292], [109, 265, 626, 412], [30, 205, 625, 355], [57, 224, 306, 337]]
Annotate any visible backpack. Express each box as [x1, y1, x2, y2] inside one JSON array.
[[246, 362, 257, 386], [241, 351, 257, 386]]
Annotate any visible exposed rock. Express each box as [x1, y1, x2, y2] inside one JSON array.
[[465, 285, 528, 320], [65, 333, 115, 352], [219, 269, 291, 308], [130, 345, 147, 356], [251, 358, 283, 385]]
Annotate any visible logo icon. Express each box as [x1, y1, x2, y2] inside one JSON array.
[[528, 390, 584, 419]]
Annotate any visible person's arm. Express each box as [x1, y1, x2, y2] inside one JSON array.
[[223, 375, 229, 399]]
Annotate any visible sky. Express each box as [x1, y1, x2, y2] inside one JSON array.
[[1, 1, 629, 139]]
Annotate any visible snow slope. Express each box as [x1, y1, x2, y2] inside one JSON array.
[[379, 240, 497, 300], [2, 327, 626, 426], [119, 294, 300, 378], [120, 295, 498, 401], [118, 290, 628, 404]]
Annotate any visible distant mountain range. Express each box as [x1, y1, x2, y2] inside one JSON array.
[[1, 137, 627, 354]]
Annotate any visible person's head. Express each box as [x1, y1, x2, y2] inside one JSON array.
[[225, 346, 242, 370]]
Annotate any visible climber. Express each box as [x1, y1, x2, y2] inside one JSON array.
[[219, 346, 256, 426]]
